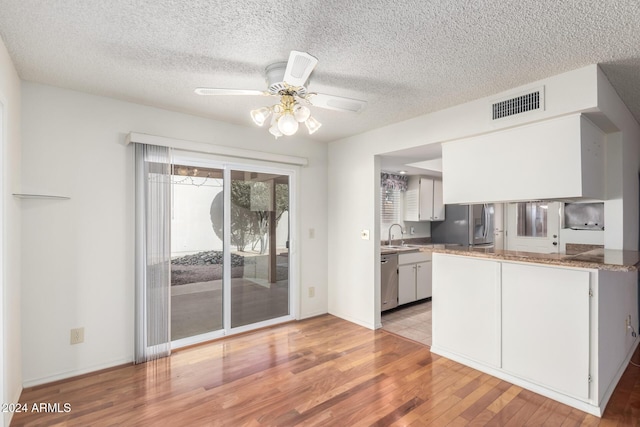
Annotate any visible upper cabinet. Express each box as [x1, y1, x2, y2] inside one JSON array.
[[442, 114, 605, 204], [404, 176, 445, 221]]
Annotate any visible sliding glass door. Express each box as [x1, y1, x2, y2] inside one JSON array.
[[170, 155, 294, 347], [170, 165, 225, 341], [230, 170, 290, 328]]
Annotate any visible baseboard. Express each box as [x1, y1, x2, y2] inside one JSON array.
[[3, 386, 23, 427], [22, 358, 132, 388], [598, 338, 640, 410], [298, 310, 328, 320], [327, 310, 376, 330]]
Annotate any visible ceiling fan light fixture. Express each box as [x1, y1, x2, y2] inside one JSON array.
[[293, 104, 311, 122], [269, 121, 283, 138], [305, 116, 322, 134], [277, 113, 299, 136], [195, 50, 366, 138], [250, 106, 272, 127]]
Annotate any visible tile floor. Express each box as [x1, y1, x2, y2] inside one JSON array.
[[381, 299, 432, 346]]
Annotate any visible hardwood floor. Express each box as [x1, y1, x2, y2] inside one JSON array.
[[11, 315, 640, 426]]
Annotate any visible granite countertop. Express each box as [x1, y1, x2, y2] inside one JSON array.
[[380, 243, 459, 255], [419, 246, 640, 272]]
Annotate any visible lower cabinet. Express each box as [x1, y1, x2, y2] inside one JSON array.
[[416, 260, 432, 300], [398, 252, 432, 305], [501, 263, 590, 400], [430, 252, 640, 416], [432, 254, 501, 367]]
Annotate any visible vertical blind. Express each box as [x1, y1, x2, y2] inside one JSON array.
[[134, 144, 172, 364]]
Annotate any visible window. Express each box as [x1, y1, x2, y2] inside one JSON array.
[[516, 202, 548, 237], [380, 188, 401, 228]]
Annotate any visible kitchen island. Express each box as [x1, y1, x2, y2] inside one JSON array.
[[421, 246, 640, 417]]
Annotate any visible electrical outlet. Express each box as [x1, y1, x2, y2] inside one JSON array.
[[70, 327, 84, 345], [308, 287, 315, 298]]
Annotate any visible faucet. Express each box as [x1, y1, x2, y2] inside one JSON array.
[[388, 223, 404, 246]]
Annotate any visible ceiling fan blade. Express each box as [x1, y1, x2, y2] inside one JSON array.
[[305, 93, 367, 113], [283, 51, 318, 87], [194, 88, 267, 96]]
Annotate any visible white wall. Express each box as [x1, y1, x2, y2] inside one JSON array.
[[327, 143, 379, 328], [171, 180, 289, 256], [396, 221, 431, 240], [171, 181, 222, 255], [20, 82, 328, 386], [596, 68, 640, 251], [0, 36, 22, 427], [328, 65, 637, 330]]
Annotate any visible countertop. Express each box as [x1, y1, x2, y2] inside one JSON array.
[[380, 243, 456, 255], [417, 246, 640, 272]]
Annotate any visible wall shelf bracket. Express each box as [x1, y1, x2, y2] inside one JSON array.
[[13, 193, 70, 200]]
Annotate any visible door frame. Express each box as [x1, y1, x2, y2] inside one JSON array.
[[0, 100, 5, 427], [169, 150, 299, 349]]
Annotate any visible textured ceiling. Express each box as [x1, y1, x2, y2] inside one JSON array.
[[1, 0, 640, 143]]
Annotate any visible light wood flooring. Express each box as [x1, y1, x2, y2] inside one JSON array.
[[11, 315, 640, 426]]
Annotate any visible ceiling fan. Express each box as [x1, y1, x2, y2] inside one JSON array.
[[195, 51, 367, 138]]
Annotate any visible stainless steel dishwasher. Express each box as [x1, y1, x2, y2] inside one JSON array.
[[381, 253, 398, 311]]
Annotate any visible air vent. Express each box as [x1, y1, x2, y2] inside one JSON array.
[[492, 87, 544, 120]]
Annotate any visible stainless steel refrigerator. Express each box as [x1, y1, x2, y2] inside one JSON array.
[[431, 204, 494, 246]]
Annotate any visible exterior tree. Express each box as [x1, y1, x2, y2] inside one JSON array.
[[252, 182, 289, 253], [210, 179, 289, 253]]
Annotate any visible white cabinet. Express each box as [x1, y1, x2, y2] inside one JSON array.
[[432, 254, 501, 367], [442, 114, 605, 204], [431, 252, 640, 416], [398, 264, 417, 304], [501, 263, 590, 400], [416, 259, 432, 300], [398, 251, 432, 305], [404, 176, 444, 222]]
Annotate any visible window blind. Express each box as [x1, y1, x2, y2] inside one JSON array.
[[381, 188, 401, 226]]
